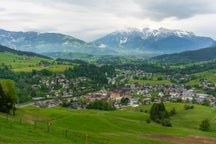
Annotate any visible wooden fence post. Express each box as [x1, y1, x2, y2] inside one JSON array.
[[20, 118, 22, 124], [65, 129, 68, 138], [34, 121, 37, 128], [47, 122, 50, 133]]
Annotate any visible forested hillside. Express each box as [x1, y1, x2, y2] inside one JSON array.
[[152, 46, 216, 64]]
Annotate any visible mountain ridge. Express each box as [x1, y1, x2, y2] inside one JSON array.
[[0, 28, 215, 56], [94, 27, 215, 54]]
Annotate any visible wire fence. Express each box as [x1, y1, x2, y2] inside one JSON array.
[[0, 113, 96, 144]]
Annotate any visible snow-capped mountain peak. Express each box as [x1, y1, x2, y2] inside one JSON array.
[[141, 27, 195, 39], [111, 27, 195, 41], [95, 27, 215, 54], [114, 27, 141, 34]]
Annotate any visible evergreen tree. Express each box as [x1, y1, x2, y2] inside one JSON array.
[[150, 102, 172, 126]]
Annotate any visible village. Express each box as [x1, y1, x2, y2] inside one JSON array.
[[31, 70, 216, 109]]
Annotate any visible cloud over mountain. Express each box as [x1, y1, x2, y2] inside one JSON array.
[[0, 0, 216, 41]]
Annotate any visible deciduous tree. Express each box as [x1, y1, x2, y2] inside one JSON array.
[[0, 80, 18, 115]]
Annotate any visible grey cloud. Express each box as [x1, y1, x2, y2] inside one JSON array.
[[16, 0, 216, 20], [135, 0, 216, 20], [33, 0, 139, 17], [38, 0, 216, 20], [0, 8, 6, 11]]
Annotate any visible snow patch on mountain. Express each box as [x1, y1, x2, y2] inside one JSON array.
[[120, 37, 127, 44], [115, 27, 195, 40], [98, 44, 106, 48]]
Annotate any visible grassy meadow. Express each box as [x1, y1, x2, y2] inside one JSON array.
[[0, 103, 216, 144], [0, 52, 72, 72], [186, 69, 216, 86], [129, 73, 173, 85]]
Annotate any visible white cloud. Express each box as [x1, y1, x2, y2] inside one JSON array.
[[0, 0, 215, 41]]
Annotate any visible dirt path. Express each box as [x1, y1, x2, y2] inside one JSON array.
[[23, 114, 47, 124], [149, 134, 216, 144]]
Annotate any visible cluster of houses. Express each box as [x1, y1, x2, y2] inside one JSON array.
[[199, 80, 216, 90], [165, 74, 191, 83], [34, 99, 62, 108], [30, 70, 216, 109], [33, 81, 216, 108], [32, 74, 92, 99], [115, 70, 153, 79]]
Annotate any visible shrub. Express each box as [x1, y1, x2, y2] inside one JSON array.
[[162, 118, 172, 127], [169, 107, 176, 116], [184, 104, 194, 110], [200, 119, 210, 131], [86, 100, 115, 111], [146, 118, 151, 124]]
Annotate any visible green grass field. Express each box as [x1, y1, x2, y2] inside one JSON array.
[[0, 103, 216, 144], [129, 78, 172, 85], [0, 52, 72, 72], [185, 69, 216, 87]]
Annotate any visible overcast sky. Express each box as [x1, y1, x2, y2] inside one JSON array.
[[0, 0, 216, 41]]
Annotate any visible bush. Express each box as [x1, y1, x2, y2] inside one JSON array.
[[86, 100, 115, 111], [200, 119, 210, 131], [184, 104, 194, 110], [169, 107, 176, 116], [162, 118, 172, 127], [146, 118, 151, 124], [120, 97, 130, 106], [203, 99, 210, 106]]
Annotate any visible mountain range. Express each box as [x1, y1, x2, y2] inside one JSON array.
[[95, 28, 215, 54], [0, 28, 215, 56], [0, 29, 114, 55]]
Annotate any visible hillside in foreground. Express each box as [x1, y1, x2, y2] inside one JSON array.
[[0, 103, 216, 144]]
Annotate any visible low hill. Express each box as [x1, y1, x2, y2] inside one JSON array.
[[152, 46, 216, 64], [0, 45, 74, 72], [1, 103, 216, 144], [0, 45, 50, 59]]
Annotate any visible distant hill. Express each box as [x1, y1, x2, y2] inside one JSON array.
[[0, 29, 115, 55], [0, 45, 50, 59], [94, 27, 215, 54], [152, 46, 216, 64]]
